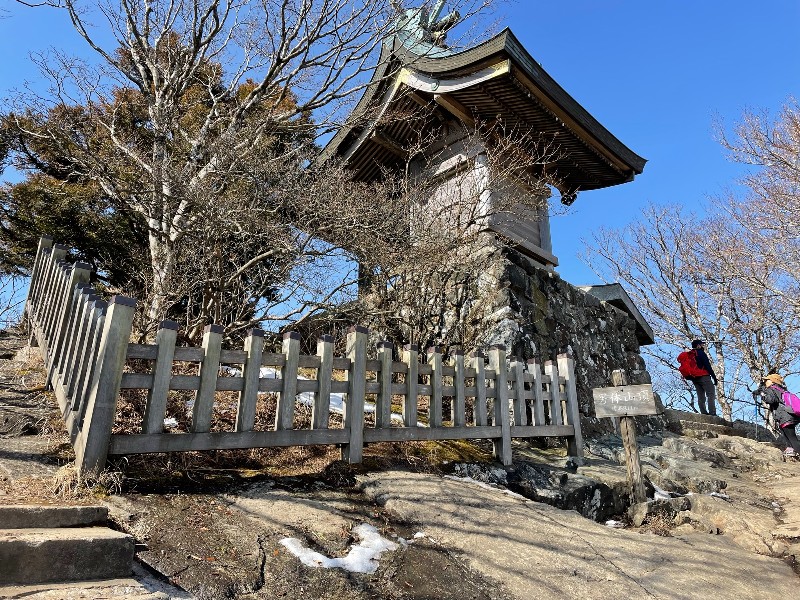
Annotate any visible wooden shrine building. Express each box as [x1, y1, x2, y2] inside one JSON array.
[[321, 2, 647, 271]]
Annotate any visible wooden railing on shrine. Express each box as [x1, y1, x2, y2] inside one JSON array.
[[24, 236, 584, 476]]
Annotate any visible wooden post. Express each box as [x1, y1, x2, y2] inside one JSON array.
[[452, 349, 466, 427], [24, 235, 53, 319], [68, 294, 100, 406], [42, 258, 69, 345], [192, 324, 224, 433], [236, 327, 265, 432], [528, 358, 546, 426], [29, 247, 54, 345], [510, 357, 527, 426], [54, 282, 91, 386], [69, 299, 107, 440], [74, 296, 136, 477], [143, 321, 179, 434], [39, 249, 68, 346], [488, 345, 512, 466], [544, 361, 563, 425], [558, 354, 585, 462], [312, 335, 334, 430], [342, 326, 367, 463], [612, 369, 647, 504], [427, 347, 443, 428], [376, 341, 393, 429], [402, 344, 419, 427], [47, 262, 91, 384], [471, 351, 487, 426], [276, 331, 300, 431]]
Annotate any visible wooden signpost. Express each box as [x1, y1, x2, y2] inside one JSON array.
[[592, 370, 659, 504]]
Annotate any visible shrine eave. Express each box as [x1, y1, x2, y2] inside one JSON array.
[[320, 28, 646, 198]]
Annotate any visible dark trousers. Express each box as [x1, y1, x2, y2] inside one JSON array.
[[782, 425, 800, 453], [692, 376, 716, 416]]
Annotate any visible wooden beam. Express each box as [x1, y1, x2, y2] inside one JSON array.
[[369, 130, 408, 159], [434, 93, 474, 126]]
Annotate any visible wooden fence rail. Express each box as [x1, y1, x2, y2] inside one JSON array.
[[24, 236, 584, 476]]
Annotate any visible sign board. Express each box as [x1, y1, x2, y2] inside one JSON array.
[[592, 384, 658, 418]]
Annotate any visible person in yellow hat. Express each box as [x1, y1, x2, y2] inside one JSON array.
[[760, 373, 800, 457]]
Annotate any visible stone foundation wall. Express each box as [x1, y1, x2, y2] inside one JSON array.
[[473, 249, 652, 426]]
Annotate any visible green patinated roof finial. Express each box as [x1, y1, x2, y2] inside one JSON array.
[[391, 1, 461, 57]]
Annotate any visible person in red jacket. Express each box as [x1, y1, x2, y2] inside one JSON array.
[[689, 339, 718, 416]]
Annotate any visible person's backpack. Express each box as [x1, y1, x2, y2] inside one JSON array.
[[677, 350, 707, 379], [775, 385, 800, 416]]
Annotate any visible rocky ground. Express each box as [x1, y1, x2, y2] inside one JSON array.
[[3, 327, 800, 599]]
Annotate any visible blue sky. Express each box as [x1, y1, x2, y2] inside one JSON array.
[[498, 0, 800, 285], [1, 0, 799, 287]]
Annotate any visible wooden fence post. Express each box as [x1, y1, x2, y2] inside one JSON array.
[[510, 357, 527, 426], [276, 331, 300, 431], [528, 358, 546, 426], [42, 257, 68, 345], [402, 344, 418, 427], [427, 347, 443, 428], [54, 282, 91, 385], [612, 369, 647, 504], [38, 246, 67, 348], [376, 341, 393, 429], [312, 335, 334, 430], [236, 328, 264, 433], [74, 296, 136, 477], [488, 345, 512, 466], [28, 247, 53, 346], [69, 298, 107, 441], [24, 235, 53, 320], [192, 325, 224, 433], [143, 320, 179, 434], [47, 262, 92, 384], [342, 326, 367, 463], [68, 294, 100, 406], [452, 349, 466, 427], [544, 361, 563, 426], [558, 353, 585, 462], [471, 351, 487, 426]]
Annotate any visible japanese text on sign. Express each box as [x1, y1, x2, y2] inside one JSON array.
[[592, 384, 658, 418]]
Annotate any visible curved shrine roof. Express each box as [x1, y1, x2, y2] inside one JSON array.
[[321, 29, 646, 203]]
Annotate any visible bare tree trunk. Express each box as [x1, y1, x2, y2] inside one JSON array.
[[147, 231, 175, 327]]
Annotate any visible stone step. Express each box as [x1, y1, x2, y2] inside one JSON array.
[[664, 408, 728, 426], [0, 577, 174, 599], [0, 527, 135, 585], [0, 505, 108, 529], [674, 420, 751, 439]]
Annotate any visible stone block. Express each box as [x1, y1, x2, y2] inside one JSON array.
[[628, 497, 691, 527], [0, 505, 108, 529], [0, 527, 134, 584]]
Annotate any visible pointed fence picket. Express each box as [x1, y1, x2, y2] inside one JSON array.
[[24, 236, 584, 476]]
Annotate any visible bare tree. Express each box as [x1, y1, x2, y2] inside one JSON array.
[[3, 0, 493, 335], [713, 99, 800, 315], [0, 275, 25, 330], [584, 203, 800, 421]]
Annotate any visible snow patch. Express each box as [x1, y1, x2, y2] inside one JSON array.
[[280, 523, 398, 574], [651, 483, 672, 501]]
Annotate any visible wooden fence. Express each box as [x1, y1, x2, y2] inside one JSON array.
[[24, 236, 584, 476]]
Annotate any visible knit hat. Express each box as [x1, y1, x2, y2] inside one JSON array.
[[691, 339, 704, 348], [763, 373, 785, 386]]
